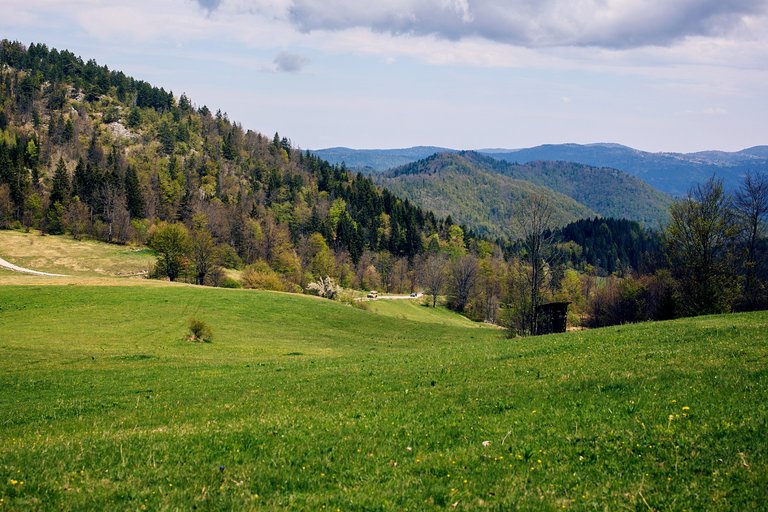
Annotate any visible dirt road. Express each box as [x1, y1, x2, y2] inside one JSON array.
[[0, 256, 68, 276]]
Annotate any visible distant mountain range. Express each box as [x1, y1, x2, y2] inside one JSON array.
[[312, 143, 768, 197], [375, 152, 671, 240]]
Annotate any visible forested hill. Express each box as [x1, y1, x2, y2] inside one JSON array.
[[0, 40, 472, 288], [376, 152, 670, 240], [312, 144, 768, 197], [445, 152, 671, 227], [377, 152, 595, 240]]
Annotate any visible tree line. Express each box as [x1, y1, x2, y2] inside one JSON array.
[[1, 40, 765, 335]]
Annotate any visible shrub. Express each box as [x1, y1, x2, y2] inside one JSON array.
[[187, 318, 213, 343], [218, 276, 242, 289], [306, 276, 338, 299], [241, 260, 288, 291]]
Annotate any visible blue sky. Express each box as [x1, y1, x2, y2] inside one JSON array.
[[3, 0, 767, 152]]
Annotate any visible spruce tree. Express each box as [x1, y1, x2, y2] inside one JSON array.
[[124, 166, 144, 218]]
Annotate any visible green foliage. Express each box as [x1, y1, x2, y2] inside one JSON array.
[[241, 260, 289, 292], [557, 217, 662, 274], [187, 317, 213, 343], [149, 222, 191, 281], [0, 40, 439, 279], [665, 178, 741, 315]]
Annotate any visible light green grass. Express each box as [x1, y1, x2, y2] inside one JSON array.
[[0, 230, 154, 277], [365, 299, 492, 328], [1, 284, 767, 510]]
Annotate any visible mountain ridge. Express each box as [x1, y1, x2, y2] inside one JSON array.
[[312, 143, 768, 196], [375, 151, 671, 240]]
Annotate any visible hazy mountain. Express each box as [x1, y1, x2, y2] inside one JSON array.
[[376, 151, 671, 240], [311, 146, 454, 172], [312, 143, 768, 197], [488, 143, 768, 196]]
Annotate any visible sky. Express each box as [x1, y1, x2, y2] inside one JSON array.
[[3, 0, 767, 153]]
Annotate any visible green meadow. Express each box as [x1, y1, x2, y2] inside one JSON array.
[[1, 284, 767, 510]]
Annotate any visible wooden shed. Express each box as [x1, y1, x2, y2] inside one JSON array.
[[535, 302, 570, 335]]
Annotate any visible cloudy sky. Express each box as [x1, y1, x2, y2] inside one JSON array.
[[3, 0, 767, 152]]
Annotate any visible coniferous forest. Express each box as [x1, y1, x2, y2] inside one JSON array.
[[1, 40, 766, 333]]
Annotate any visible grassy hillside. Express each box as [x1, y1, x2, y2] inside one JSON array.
[[0, 230, 154, 278], [1, 283, 766, 510], [377, 153, 596, 240], [365, 298, 492, 328]]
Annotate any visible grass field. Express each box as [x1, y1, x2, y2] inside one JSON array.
[[0, 230, 154, 278], [1, 282, 767, 510], [365, 299, 493, 329]]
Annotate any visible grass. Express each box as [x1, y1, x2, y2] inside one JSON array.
[[0, 230, 154, 278], [365, 298, 492, 328], [1, 283, 766, 510]]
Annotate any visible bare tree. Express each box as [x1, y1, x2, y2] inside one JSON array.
[[191, 229, 218, 285], [111, 197, 132, 244], [449, 254, 479, 313], [734, 172, 768, 309], [513, 194, 557, 335], [65, 197, 91, 240], [418, 253, 448, 308]]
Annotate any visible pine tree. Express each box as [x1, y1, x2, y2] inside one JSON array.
[[124, 166, 144, 218], [49, 157, 70, 205]]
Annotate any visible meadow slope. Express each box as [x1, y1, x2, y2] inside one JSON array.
[[1, 284, 766, 510]]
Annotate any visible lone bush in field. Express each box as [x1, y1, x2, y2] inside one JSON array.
[[187, 318, 213, 343]]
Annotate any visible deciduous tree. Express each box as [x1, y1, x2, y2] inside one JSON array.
[[513, 194, 557, 335], [150, 222, 191, 282], [734, 172, 768, 309], [418, 253, 447, 308], [665, 177, 740, 315]]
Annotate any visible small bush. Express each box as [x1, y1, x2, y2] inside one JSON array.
[[337, 289, 368, 310], [241, 260, 288, 291], [187, 318, 213, 343], [218, 276, 242, 289]]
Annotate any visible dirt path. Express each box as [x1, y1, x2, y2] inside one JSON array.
[[0, 256, 68, 277]]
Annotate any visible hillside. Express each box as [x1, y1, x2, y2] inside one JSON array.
[[0, 40, 467, 293], [2, 283, 766, 509], [377, 152, 596, 240], [311, 144, 768, 196], [453, 152, 670, 227], [376, 152, 670, 240]]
